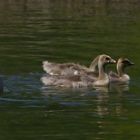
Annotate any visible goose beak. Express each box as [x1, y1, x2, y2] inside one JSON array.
[[110, 59, 116, 64], [129, 61, 134, 66]]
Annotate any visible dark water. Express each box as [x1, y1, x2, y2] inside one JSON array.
[[0, 0, 140, 139]]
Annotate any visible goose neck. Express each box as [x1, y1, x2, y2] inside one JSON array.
[[117, 64, 124, 77], [98, 63, 107, 80], [89, 55, 99, 72]]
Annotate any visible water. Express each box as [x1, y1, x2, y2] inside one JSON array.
[[0, 0, 140, 139]]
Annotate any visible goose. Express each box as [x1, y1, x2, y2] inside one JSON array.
[[41, 54, 116, 87], [42, 55, 100, 76], [109, 58, 134, 84]]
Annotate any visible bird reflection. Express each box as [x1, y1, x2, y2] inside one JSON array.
[[95, 83, 129, 118], [95, 91, 109, 117], [94, 83, 129, 93], [109, 83, 129, 93], [94, 86, 109, 93]]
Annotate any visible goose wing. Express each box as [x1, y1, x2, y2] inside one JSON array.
[[42, 61, 90, 76]]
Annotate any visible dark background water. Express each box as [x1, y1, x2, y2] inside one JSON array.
[[0, 0, 140, 139]]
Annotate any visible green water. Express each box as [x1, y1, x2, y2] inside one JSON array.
[[0, 0, 140, 139]]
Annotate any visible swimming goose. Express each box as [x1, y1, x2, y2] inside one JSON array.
[[42, 55, 100, 76], [109, 58, 134, 84], [41, 54, 116, 87]]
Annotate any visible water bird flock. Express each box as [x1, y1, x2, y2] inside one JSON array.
[[41, 54, 134, 88]]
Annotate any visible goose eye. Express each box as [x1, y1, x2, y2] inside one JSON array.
[[123, 60, 129, 64], [105, 57, 110, 61]]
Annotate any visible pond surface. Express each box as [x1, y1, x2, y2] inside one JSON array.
[[0, 0, 140, 139]]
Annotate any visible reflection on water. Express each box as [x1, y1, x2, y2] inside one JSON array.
[[0, 72, 139, 139], [110, 83, 129, 93]]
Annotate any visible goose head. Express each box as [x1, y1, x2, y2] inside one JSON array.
[[98, 54, 116, 69], [117, 58, 134, 77], [89, 54, 116, 72]]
